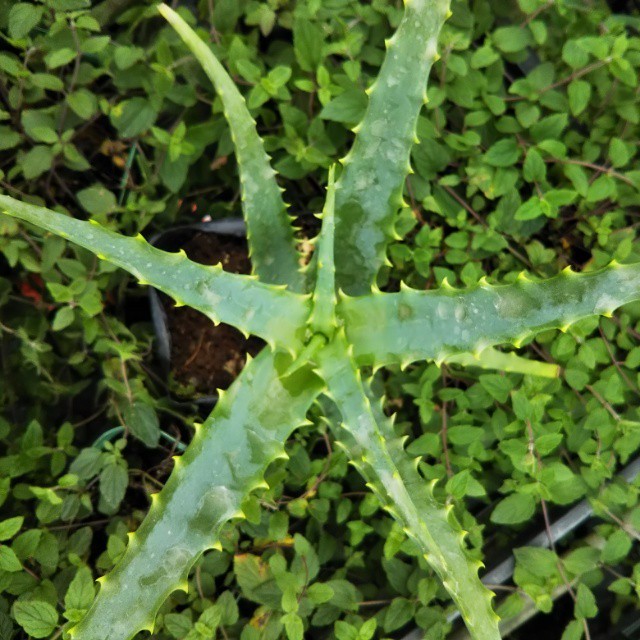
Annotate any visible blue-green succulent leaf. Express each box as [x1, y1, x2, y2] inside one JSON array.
[[334, 0, 451, 294], [446, 347, 559, 378], [343, 263, 640, 367], [318, 335, 500, 640], [310, 166, 338, 337], [0, 194, 309, 351], [69, 349, 323, 640], [159, 4, 303, 291]]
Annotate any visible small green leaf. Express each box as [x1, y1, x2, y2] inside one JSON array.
[[21, 145, 54, 179], [30, 73, 65, 91], [471, 44, 499, 68], [586, 175, 615, 202], [164, 613, 192, 638], [52, 306, 74, 331], [564, 367, 589, 390], [124, 402, 160, 448], [99, 462, 128, 510], [608, 138, 631, 168], [514, 196, 542, 221], [447, 425, 484, 446], [562, 40, 589, 68], [561, 620, 584, 640], [601, 530, 632, 564], [335, 621, 358, 640], [65, 566, 95, 612], [567, 80, 591, 116], [8, 3, 43, 39], [13, 601, 58, 638], [491, 493, 535, 524], [199, 605, 222, 632], [563, 164, 589, 196], [69, 447, 103, 479], [484, 139, 521, 167], [574, 584, 597, 619], [493, 26, 532, 52], [45, 47, 76, 69], [294, 20, 324, 71], [114, 46, 144, 70], [563, 547, 599, 576], [0, 516, 23, 541], [111, 98, 158, 137], [319, 89, 367, 125], [0, 126, 21, 150], [282, 612, 304, 640], [523, 148, 546, 182], [359, 618, 377, 640], [0, 545, 22, 571], [530, 113, 568, 141], [77, 184, 117, 216], [383, 597, 414, 632], [514, 546, 558, 578], [306, 582, 334, 604], [535, 433, 562, 456], [281, 586, 299, 613], [67, 89, 97, 119], [479, 374, 512, 402]]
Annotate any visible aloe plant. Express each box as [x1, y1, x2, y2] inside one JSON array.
[[1, 3, 640, 639]]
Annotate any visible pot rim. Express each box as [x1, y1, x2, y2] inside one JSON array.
[[147, 217, 247, 409]]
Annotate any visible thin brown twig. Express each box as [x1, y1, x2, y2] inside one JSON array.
[[598, 323, 639, 395], [585, 384, 620, 421], [180, 331, 206, 371], [520, 0, 553, 26], [545, 157, 636, 188], [505, 59, 610, 103], [195, 564, 205, 600], [528, 420, 593, 640], [47, 518, 111, 531], [441, 371, 453, 478]]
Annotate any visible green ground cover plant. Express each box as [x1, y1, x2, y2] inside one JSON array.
[[0, 1, 640, 640]]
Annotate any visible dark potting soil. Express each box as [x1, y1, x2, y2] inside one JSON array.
[[162, 233, 263, 395]]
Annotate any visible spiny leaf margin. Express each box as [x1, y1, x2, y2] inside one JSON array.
[[0, 194, 310, 352], [333, 0, 451, 294], [69, 350, 323, 640], [343, 263, 640, 367], [158, 4, 303, 291], [318, 334, 501, 640]]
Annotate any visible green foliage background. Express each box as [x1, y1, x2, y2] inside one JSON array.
[[0, 0, 639, 638]]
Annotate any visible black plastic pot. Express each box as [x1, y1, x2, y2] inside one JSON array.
[[148, 217, 247, 410]]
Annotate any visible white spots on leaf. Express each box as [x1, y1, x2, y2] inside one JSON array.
[[355, 172, 376, 191], [424, 38, 438, 62], [370, 119, 388, 138], [595, 293, 618, 315]]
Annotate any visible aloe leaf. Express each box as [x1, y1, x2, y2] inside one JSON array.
[[318, 336, 500, 640], [343, 263, 640, 367], [446, 347, 560, 378], [69, 349, 323, 640], [158, 4, 303, 291], [334, 0, 450, 294], [309, 166, 337, 336], [0, 195, 309, 351]]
